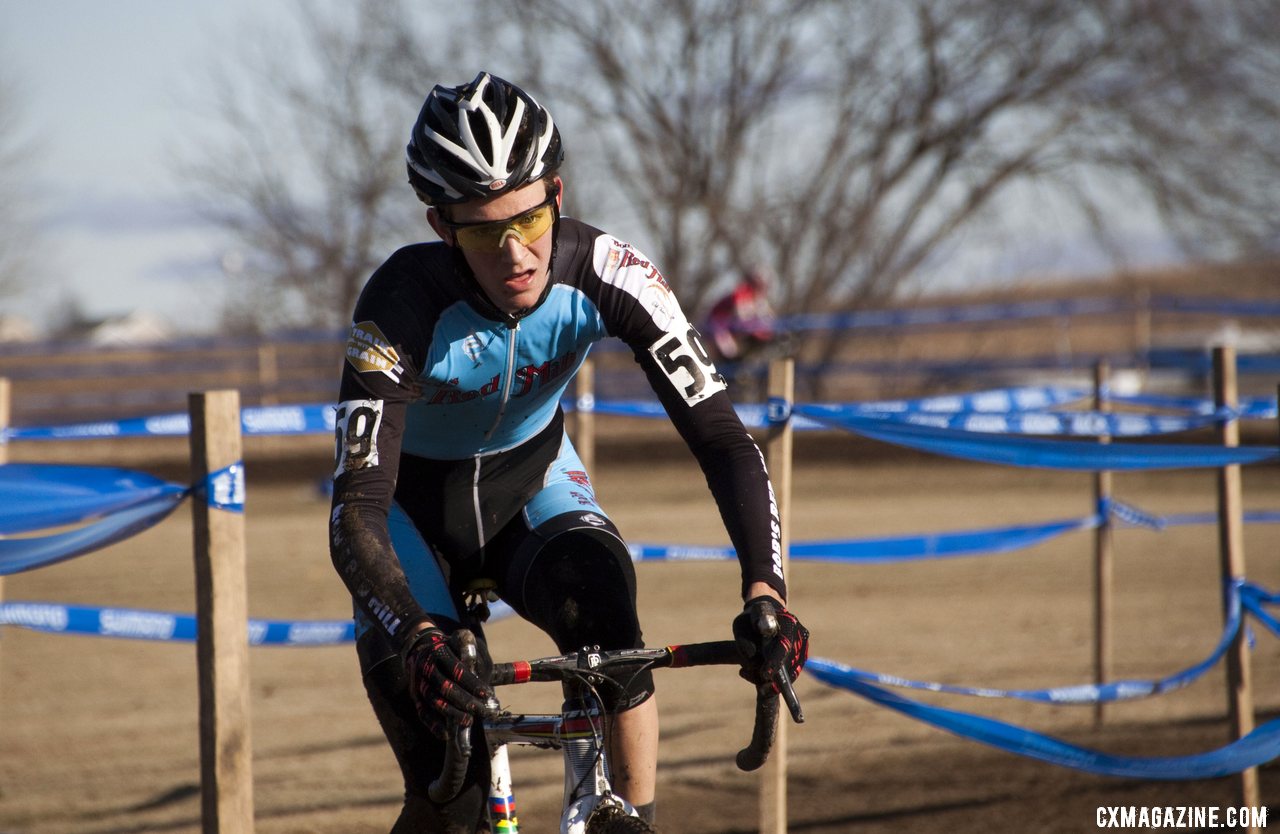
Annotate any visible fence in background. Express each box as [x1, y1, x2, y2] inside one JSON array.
[[3, 291, 1278, 429]]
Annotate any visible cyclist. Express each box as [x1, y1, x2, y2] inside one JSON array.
[[703, 266, 778, 364], [329, 71, 809, 832]]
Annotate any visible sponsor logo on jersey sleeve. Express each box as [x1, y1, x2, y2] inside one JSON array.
[[345, 321, 404, 383], [593, 236, 682, 330], [334, 399, 384, 478]]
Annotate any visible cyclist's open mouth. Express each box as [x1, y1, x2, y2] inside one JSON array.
[[504, 270, 536, 292]]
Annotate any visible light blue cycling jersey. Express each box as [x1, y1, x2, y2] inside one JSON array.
[[399, 282, 602, 458], [330, 217, 784, 649]]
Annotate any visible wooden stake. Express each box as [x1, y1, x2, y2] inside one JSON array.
[[575, 359, 596, 476], [0, 378, 9, 677], [189, 390, 255, 833], [1212, 346, 1260, 820], [760, 358, 794, 834], [256, 344, 279, 406], [1092, 360, 1114, 727]]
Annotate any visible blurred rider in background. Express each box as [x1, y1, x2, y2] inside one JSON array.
[[703, 266, 778, 365], [328, 72, 809, 832]]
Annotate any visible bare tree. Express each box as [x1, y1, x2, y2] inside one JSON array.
[[478, 0, 1280, 323], [0, 65, 39, 301], [180, 0, 462, 333], [187, 0, 1280, 341]]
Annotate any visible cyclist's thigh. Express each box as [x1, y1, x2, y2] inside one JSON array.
[[388, 500, 461, 620], [353, 501, 460, 644], [495, 436, 652, 687]]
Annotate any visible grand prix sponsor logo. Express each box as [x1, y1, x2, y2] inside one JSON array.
[[345, 321, 404, 382]]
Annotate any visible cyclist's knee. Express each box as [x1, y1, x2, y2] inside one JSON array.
[[506, 517, 657, 710], [508, 519, 640, 647]]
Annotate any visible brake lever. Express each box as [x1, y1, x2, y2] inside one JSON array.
[[753, 606, 805, 724], [771, 664, 805, 724]]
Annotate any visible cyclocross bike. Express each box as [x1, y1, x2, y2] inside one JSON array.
[[429, 626, 805, 834]]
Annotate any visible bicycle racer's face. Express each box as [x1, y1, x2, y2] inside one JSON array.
[[428, 177, 562, 316]]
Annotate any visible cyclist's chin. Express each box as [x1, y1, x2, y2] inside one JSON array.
[[483, 274, 549, 315]]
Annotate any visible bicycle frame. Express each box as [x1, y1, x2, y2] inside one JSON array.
[[483, 701, 636, 833], [430, 635, 804, 833]]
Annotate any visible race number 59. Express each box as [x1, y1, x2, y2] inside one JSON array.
[[334, 399, 384, 478], [648, 325, 726, 406]]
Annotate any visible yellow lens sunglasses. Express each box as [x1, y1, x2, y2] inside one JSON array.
[[440, 188, 559, 252]]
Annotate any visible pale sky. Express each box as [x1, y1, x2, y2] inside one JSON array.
[[2, 1, 295, 334], [1, 3, 1183, 338]]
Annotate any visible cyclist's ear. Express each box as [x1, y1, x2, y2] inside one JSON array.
[[426, 207, 455, 247]]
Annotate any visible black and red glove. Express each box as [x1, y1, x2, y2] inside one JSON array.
[[732, 596, 810, 690], [402, 627, 491, 740]]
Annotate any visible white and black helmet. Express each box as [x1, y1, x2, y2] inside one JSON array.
[[406, 72, 563, 206]]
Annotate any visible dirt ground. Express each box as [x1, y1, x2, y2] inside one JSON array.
[[2, 429, 1279, 833]]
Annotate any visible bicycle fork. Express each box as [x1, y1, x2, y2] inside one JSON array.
[[483, 708, 620, 834], [561, 706, 611, 804], [559, 705, 638, 833], [486, 741, 519, 833]]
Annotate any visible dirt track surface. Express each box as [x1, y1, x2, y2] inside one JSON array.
[[2, 433, 1279, 833]]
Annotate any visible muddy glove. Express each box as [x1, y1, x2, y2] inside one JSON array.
[[402, 627, 491, 740], [732, 596, 810, 690]]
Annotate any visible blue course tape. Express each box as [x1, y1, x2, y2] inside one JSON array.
[[806, 658, 1280, 779], [842, 386, 1088, 414], [789, 517, 1099, 562], [1110, 393, 1277, 420], [582, 386, 1088, 432], [628, 515, 1099, 563], [824, 581, 1247, 705], [794, 405, 1280, 470], [858, 409, 1219, 437], [1103, 498, 1168, 530], [0, 601, 356, 645], [628, 506, 1280, 565], [0, 463, 187, 534], [1241, 583, 1280, 639], [5, 404, 338, 442], [0, 492, 188, 576], [576, 391, 1223, 437], [0, 600, 518, 644], [198, 462, 245, 512]]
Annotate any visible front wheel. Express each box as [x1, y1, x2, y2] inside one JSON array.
[[584, 804, 657, 834]]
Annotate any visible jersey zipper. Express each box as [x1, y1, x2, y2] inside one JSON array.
[[484, 320, 520, 442], [474, 320, 520, 553]]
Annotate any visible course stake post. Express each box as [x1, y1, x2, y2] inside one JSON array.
[[761, 358, 794, 834], [189, 390, 255, 833], [0, 378, 9, 680], [574, 358, 595, 475], [1212, 346, 1260, 821], [1092, 360, 1114, 727]]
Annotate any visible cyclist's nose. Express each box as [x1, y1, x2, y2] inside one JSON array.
[[498, 231, 532, 262]]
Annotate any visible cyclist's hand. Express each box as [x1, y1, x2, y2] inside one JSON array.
[[402, 627, 491, 739], [732, 595, 810, 690]]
